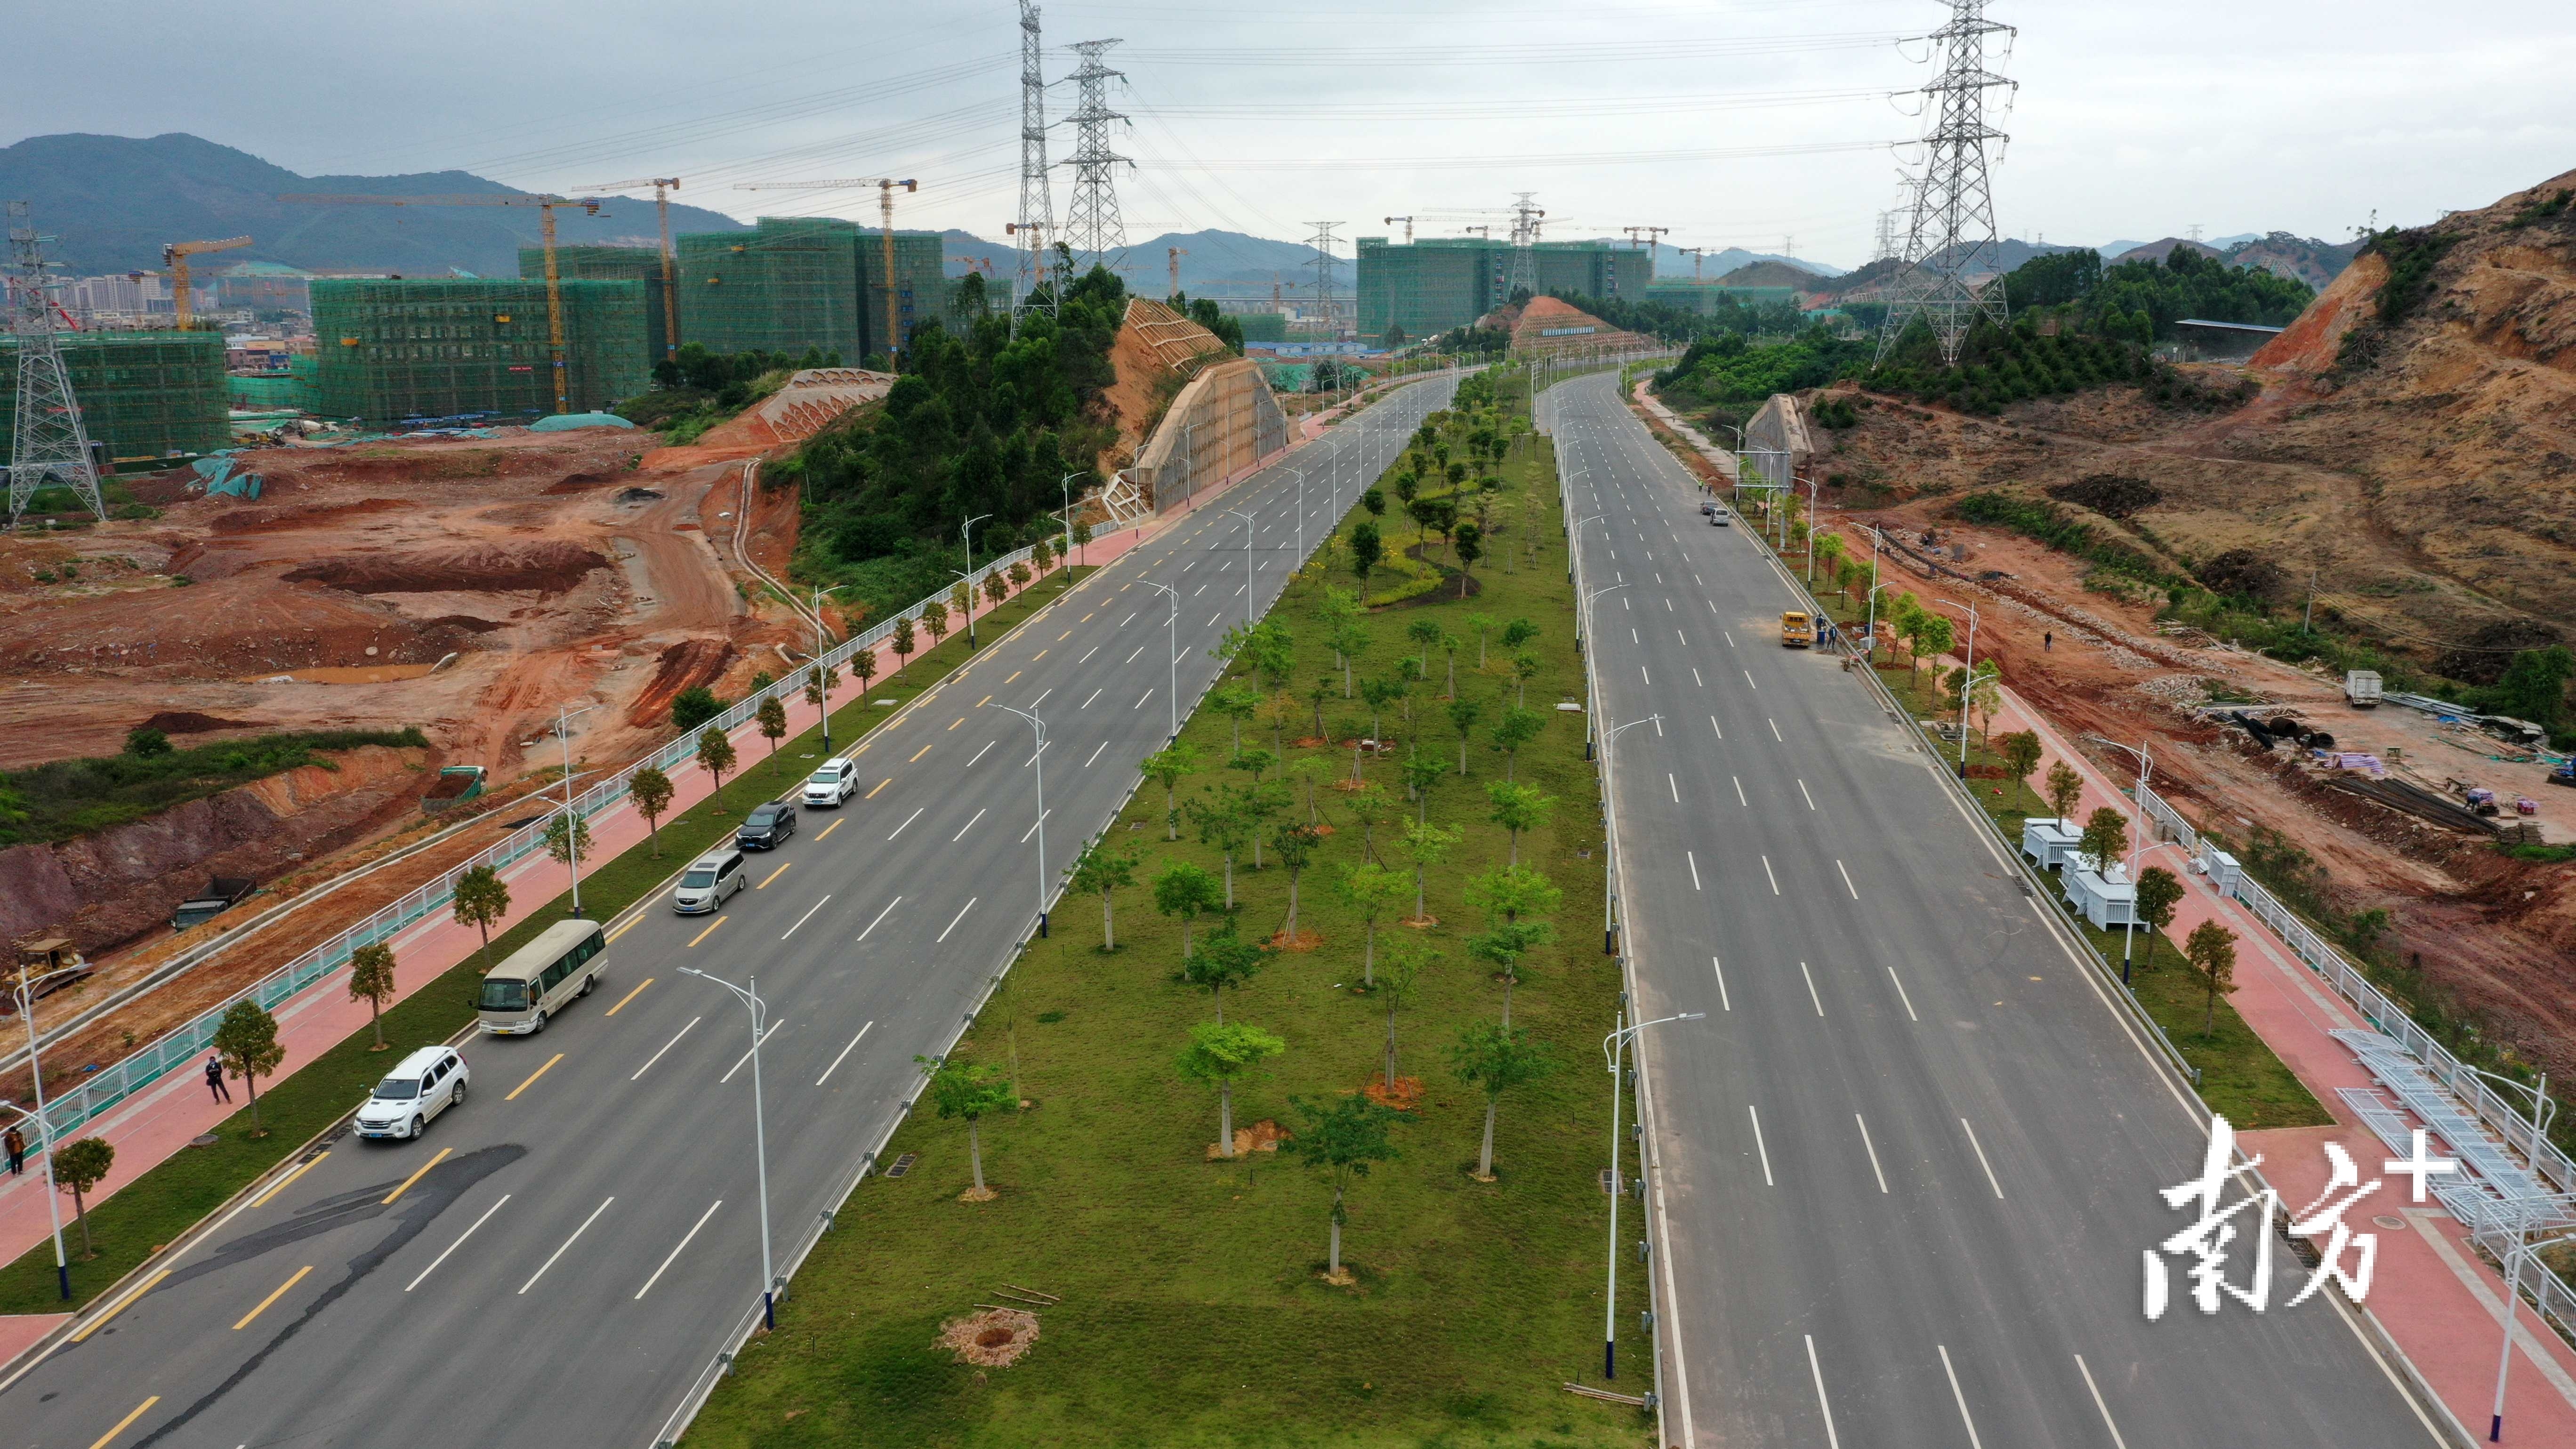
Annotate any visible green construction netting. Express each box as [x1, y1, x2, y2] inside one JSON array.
[[311, 278, 650, 426], [0, 330, 228, 464]]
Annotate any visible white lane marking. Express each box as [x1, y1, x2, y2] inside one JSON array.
[[1686, 851, 1702, 891], [1623, 597, 1631, 611], [1709, 716, 1722, 739], [1749, 1104, 1776, 1185], [816, 1021, 875, 1086], [1208, 612, 1222, 627], [632, 1018, 700, 1081], [1798, 780, 1816, 811], [1653, 716, 1664, 737], [720, 1020, 786, 1083], [1732, 776, 1747, 807], [2073, 1354, 2129, 1449], [1692, 668, 1704, 686], [1631, 628, 1639, 644], [1641, 666, 1650, 684], [938, 898, 977, 942], [1126, 645, 1146, 663], [856, 896, 901, 942], [1030, 688, 1052, 708], [1768, 717, 1782, 741], [1676, 629, 1688, 646], [518, 1196, 614, 1294], [405, 1194, 509, 1292], [1019, 808, 1051, 843], [1761, 855, 1779, 895], [1888, 966, 1920, 1022], [1084, 740, 1108, 767], [1744, 669, 1757, 690], [1667, 773, 1680, 803], [1134, 687, 1155, 710], [1119, 612, 1138, 627], [1968, 1119, 2009, 1196], [635, 1199, 724, 1300], [1712, 956, 1731, 1010], [1081, 688, 1103, 708], [1801, 960, 1825, 1017], [951, 807, 987, 842], [1724, 629, 1736, 646], [1078, 645, 1099, 663], [966, 740, 996, 767], [1836, 860, 1860, 899], [781, 894, 831, 940], [1665, 597, 1674, 611], [1181, 560, 1195, 572], [1856, 1113, 1890, 1193], [886, 807, 925, 840], [1938, 1344, 1986, 1449]]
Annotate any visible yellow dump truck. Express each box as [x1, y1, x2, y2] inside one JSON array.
[[1780, 611, 1814, 648]]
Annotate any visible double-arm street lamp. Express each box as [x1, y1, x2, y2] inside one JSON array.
[[997, 705, 1051, 937], [808, 584, 845, 751], [2473, 1067, 2560, 1444], [958, 512, 994, 649], [1927, 598, 1982, 778], [1602, 1008, 1703, 1379], [677, 966, 777, 1327], [1224, 507, 1259, 627], [1598, 714, 1661, 952], [557, 703, 596, 917], [2082, 733, 2154, 983], [1135, 580, 1182, 741], [10, 960, 85, 1299]]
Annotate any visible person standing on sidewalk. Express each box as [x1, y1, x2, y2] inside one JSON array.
[[206, 1053, 232, 1103], [4, 1125, 23, 1176]]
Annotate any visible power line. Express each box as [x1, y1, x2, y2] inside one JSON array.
[[1877, 0, 2015, 366]]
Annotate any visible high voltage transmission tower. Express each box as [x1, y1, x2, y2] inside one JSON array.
[[1304, 222, 1341, 342], [1014, 0, 1056, 321], [1507, 193, 1544, 298], [1876, 0, 2017, 366], [1060, 39, 1131, 272], [7, 202, 105, 523]]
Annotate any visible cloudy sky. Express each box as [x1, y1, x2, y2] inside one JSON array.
[[14, 0, 2575, 267]]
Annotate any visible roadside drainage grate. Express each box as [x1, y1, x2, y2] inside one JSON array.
[[883, 1152, 919, 1179]]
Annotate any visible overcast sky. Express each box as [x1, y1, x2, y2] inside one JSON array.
[[12, 1, 2574, 268]]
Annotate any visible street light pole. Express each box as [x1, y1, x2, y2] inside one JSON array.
[[1224, 507, 1258, 628], [2474, 1066, 2558, 1443], [1599, 715, 1659, 951], [2083, 733, 2155, 984], [1932, 598, 1981, 778], [959, 512, 993, 650], [1602, 1008, 1703, 1379], [1057, 472, 1085, 568], [998, 705, 1050, 936], [12, 965, 82, 1300], [557, 702, 596, 917], [810, 584, 845, 752], [1137, 580, 1181, 740], [678, 966, 775, 1327]]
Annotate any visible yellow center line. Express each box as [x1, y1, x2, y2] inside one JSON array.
[[85, 1395, 159, 1449], [232, 1264, 313, 1331], [381, 1147, 452, 1206], [909, 743, 934, 762], [250, 1151, 329, 1209], [687, 915, 729, 949], [604, 977, 653, 1015], [757, 861, 792, 889], [1081, 612, 1095, 621], [816, 818, 845, 841], [976, 695, 991, 707], [1004, 670, 1021, 684], [603, 910, 648, 944], [855, 741, 872, 755], [864, 777, 892, 798], [72, 1271, 169, 1344], [948, 717, 965, 730], [1031, 649, 1047, 661], [1057, 629, 1072, 641], [507, 1053, 565, 1100]]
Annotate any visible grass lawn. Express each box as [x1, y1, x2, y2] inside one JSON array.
[[687, 408, 1656, 1446], [0, 568, 1090, 1316]]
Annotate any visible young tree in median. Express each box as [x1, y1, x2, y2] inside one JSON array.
[[2184, 920, 2241, 1037], [630, 766, 675, 858], [1187, 788, 1254, 908], [1180, 923, 1272, 1023], [1358, 676, 1404, 750], [1336, 861, 1406, 986], [1177, 1020, 1287, 1159], [2045, 761, 2085, 823], [1449, 1022, 1558, 1181], [1400, 819, 1464, 924], [1407, 619, 1442, 677], [1488, 706, 1544, 781], [1154, 861, 1224, 958], [1344, 782, 1395, 862], [696, 725, 738, 811], [348, 941, 397, 1052], [1501, 617, 1539, 658], [890, 615, 918, 678], [55, 1137, 113, 1260], [1486, 781, 1555, 867], [916, 1056, 1016, 1199], [1272, 822, 1324, 938], [1452, 523, 1483, 597], [1445, 696, 1483, 774], [1142, 743, 1200, 839], [1331, 620, 1371, 697], [1209, 684, 1260, 753], [213, 998, 287, 1136], [2078, 806, 2130, 876], [1400, 753, 1446, 825], [755, 694, 789, 756], [1068, 842, 1139, 950], [1352, 520, 1384, 592], [1377, 939, 1434, 1089], [2134, 866, 2185, 971], [1465, 612, 1496, 668], [1999, 731, 2044, 800], [1287, 1093, 1402, 1283], [451, 863, 510, 972]]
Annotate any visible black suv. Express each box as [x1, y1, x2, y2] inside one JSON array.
[[737, 801, 797, 850]]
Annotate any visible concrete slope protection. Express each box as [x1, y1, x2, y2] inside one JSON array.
[[0, 377, 1456, 1449], [1549, 372, 2446, 1448]]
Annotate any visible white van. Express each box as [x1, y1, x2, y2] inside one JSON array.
[[355, 1045, 469, 1140], [476, 918, 607, 1035], [674, 847, 747, 914]]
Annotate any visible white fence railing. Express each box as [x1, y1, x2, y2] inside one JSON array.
[[28, 539, 1051, 1150], [2133, 781, 2573, 1197]]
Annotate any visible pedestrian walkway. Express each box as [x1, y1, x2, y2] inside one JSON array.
[[1985, 681, 2576, 1442]]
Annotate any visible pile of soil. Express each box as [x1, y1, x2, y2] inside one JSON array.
[[2044, 473, 2160, 518], [284, 541, 610, 596]]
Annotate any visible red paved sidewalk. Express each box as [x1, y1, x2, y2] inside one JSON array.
[[1985, 680, 2576, 1441]]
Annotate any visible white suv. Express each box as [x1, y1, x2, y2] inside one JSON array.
[[804, 758, 857, 807], [355, 1046, 468, 1141]]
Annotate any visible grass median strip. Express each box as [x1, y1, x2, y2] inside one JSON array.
[[0, 567, 1091, 1317]]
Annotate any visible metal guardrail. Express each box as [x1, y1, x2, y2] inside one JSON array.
[[24, 540, 1050, 1151]]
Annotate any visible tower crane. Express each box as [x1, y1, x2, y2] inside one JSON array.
[[733, 178, 918, 359], [574, 177, 683, 361], [1623, 225, 1669, 253], [276, 193, 606, 414], [1677, 246, 1707, 282], [1166, 246, 1187, 300], [162, 236, 250, 331], [1384, 216, 1415, 244]]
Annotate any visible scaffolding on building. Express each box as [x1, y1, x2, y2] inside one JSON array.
[[676, 218, 863, 360], [522, 246, 671, 364], [311, 279, 648, 426], [1, 330, 228, 469]]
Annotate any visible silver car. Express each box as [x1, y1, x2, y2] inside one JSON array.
[[673, 847, 747, 913]]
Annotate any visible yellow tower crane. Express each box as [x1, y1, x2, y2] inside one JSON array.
[[733, 179, 918, 359], [575, 177, 684, 362], [275, 193, 605, 414], [163, 235, 251, 330]]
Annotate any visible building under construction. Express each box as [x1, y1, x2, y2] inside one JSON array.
[[676, 219, 958, 363], [310, 278, 650, 425], [0, 330, 228, 467], [519, 246, 672, 363], [1355, 237, 1647, 342]]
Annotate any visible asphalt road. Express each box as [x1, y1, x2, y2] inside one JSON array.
[[1, 374, 1457, 1449], [1550, 372, 2450, 1448]]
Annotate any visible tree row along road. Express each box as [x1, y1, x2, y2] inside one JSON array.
[[1551, 371, 2446, 1448], [0, 375, 1458, 1449]]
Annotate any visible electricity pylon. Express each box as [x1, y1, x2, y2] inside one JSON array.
[[1876, 0, 2017, 366], [1061, 39, 1131, 271], [7, 202, 106, 523]]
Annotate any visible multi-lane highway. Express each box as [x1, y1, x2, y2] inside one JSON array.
[[0, 375, 1456, 1449], [1551, 371, 2447, 1447]]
